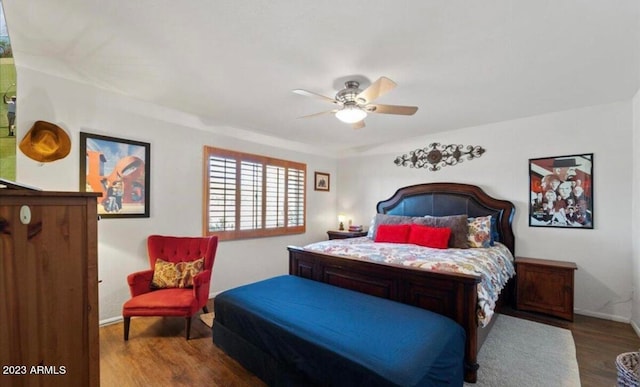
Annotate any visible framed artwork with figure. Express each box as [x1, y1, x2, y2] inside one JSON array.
[[529, 153, 593, 229], [79, 132, 151, 218], [314, 172, 330, 191]]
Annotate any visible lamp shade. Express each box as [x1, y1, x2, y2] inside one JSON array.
[[335, 105, 367, 124]]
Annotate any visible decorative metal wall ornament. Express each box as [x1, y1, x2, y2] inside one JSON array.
[[394, 143, 486, 171]]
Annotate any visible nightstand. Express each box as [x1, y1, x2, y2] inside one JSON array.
[[327, 230, 368, 240], [515, 257, 578, 321]]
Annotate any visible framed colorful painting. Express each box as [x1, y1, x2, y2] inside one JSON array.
[[529, 153, 593, 229], [79, 132, 150, 218]]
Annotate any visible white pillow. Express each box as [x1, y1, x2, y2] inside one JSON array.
[[366, 215, 376, 238]]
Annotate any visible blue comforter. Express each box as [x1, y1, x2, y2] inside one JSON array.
[[213, 275, 465, 386]]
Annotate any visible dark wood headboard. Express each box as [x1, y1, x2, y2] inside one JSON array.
[[376, 182, 515, 254]]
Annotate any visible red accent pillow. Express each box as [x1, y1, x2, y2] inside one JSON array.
[[408, 225, 451, 249], [374, 224, 411, 243]]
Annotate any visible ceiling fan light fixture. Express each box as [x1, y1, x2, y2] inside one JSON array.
[[294, 76, 417, 126], [335, 105, 367, 124]]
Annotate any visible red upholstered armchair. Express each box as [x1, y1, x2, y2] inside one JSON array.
[[122, 235, 218, 340]]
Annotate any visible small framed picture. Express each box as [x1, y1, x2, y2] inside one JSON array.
[[529, 153, 593, 229], [80, 132, 151, 218], [314, 172, 330, 192]]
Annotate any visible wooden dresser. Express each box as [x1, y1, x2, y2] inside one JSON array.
[[0, 189, 100, 387], [515, 256, 577, 321]]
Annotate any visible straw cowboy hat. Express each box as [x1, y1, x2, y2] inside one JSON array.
[[19, 121, 71, 162]]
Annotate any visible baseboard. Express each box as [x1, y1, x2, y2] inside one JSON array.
[[574, 309, 631, 323], [100, 316, 123, 327]]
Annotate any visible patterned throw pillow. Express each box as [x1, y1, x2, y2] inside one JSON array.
[[467, 216, 492, 248], [150, 257, 205, 289]]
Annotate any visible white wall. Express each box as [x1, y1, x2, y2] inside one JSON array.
[[15, 68, 338, 322], [12, 66, 638, 323], [632, 90, 640, 331], [337, 101, 634, 322]]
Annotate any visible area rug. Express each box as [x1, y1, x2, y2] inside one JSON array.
[[466, 314, 581, 386], [199, 312, 214, 328]]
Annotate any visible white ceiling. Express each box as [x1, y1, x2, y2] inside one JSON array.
[[2, 1, 639, 155]]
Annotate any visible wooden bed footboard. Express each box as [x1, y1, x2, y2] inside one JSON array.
[[288, 246, 482, 383]]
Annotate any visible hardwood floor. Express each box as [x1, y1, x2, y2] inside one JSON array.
[[100, 300, 640, 386], [573, 315, 640, 386], [100, 301, 265, 387]]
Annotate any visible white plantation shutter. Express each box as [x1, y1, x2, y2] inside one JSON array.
[[287, 168, 305, 227], [207, 156, 236, 231], [204, 147, 306, 240], [265, 165, 285, 228], [240, 161, 262, 230]]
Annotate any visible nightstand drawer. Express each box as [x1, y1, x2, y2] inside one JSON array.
[[515, 257, 577, 321]]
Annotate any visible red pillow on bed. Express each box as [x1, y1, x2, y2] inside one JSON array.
[[408, 225, 451, 249], [374, 224, 411, 243]]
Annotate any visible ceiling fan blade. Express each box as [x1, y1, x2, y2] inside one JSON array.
[[352, 120, 366, 129], [367, 104, 418, 115], [292, 89, 338, 104], [297, 110, 337, 119], [356, 77, 397, 104]]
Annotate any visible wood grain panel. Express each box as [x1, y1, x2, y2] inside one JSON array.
[[0, 191, 99, 387]]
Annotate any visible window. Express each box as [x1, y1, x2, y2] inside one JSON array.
[[203, 146, 306, 240]]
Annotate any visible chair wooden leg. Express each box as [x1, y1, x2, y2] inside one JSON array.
[[185, 317, 191, 340], [124, 317, 131, 341]]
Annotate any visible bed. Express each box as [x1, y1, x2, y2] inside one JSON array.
[[213, 275, 466, 386], [288, 182, 516, 383]]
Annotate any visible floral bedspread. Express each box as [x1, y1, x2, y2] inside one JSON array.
[[303, 237, 515, 327]]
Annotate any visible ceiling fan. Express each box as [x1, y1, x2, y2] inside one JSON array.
[[293, 76, 418, 129]]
